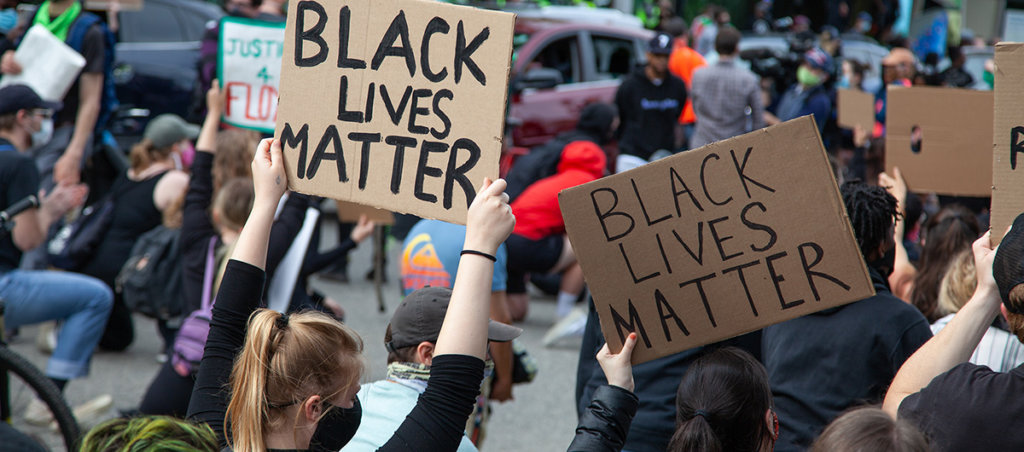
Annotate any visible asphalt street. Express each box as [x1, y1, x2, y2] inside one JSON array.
[[9, 220, 583, 451]]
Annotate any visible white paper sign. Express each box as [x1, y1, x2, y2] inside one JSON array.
[[218, 17, 286, 133], [0, 25, 86, 102]]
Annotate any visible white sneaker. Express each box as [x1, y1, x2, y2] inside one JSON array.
[[35, 322, 58, 355], [543, 307, 588, 347], [23, 397, 52, 426], [50, 394, 113, 432]]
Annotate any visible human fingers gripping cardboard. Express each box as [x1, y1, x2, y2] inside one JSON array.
[[466, 177, 514, 256]]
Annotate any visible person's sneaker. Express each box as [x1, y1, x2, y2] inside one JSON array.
[[23, 397, 53, 426], [50, 394, 114, 431], [543, 307, 588, 347], [35, 322, 57, 355]]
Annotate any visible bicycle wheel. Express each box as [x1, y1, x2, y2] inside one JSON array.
[[0, 346, 80, 451]]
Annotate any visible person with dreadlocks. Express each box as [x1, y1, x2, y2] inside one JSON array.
[[760, 181, 932, 452]]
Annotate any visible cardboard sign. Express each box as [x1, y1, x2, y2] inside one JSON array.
[[335, 200, 395, 225], [219, 18, 287, 133], [560, 116, 875, 364], [992, 43, 1024, 244], [885, 86, 993, 197], [275, 0, 515, 225], [836, 88, 874, 131]]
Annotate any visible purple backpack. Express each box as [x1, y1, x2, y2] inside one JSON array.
[[172, 238, 217, 376]]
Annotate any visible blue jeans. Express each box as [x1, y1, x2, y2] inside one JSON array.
[[0, 270, 113, 380]]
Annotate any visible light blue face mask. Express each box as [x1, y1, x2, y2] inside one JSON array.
[[32, 117, 53, 147], [837, 75, 851, 89]]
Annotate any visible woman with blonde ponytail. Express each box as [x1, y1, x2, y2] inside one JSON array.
[[186, 138, 516, 452]]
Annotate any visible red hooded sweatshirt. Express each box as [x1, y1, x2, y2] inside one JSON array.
[[510, 141, 606, 240]]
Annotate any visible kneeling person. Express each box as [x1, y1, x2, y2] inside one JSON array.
[[342, 287, 522, 451]]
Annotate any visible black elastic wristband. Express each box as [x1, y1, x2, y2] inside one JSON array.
[[461, 249, 497, 262]]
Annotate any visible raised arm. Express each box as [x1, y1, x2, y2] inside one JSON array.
[[567, 333, 639, 452], [187, 138, 285, 444], [181, 84, 223, 244], [378, 182, 515, 451], [233, 139, 287, 268], [879, 168, 916, 299], [883, 232, 1001, 416], [434, 178, 515, 359]]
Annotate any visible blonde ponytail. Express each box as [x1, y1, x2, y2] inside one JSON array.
[[225, 309, 364, 452]]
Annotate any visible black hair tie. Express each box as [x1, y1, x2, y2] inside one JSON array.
[[694, 410, 710, 420], [276, 314, 290, 329], [461, 249, 497, 262]]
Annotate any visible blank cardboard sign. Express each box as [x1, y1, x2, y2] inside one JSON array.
[[885, 86, 993, 197], [559, 116, 875, 364], [837, 88, 874, 131], [275, 0, 515, 224], [992, 43, 1024, 245]]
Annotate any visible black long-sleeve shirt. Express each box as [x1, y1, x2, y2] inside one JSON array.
[[186, 260, 484, 451]]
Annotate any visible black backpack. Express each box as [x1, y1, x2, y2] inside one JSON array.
[[116, 226, 184, 320]]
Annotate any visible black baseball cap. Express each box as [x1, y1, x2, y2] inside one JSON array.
[[994, 213, 1024, 313], [385, 286, 522, 352], [0, 85, 61, 116], [648, 33, 674, 55]]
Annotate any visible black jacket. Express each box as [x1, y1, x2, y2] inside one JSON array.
[[567, 385, 639, 452], [762, 266, 932, 451]]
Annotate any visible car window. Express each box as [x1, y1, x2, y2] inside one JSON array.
[[119, 1, 187, 43], [525, 36, 581, 84], [591, 34, 635, 80]]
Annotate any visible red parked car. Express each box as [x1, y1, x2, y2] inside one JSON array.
[[502, 17, 652, 172]]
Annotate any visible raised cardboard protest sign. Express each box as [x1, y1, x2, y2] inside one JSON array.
[[336, 200, 395, 225], [84, 0, 143, 11], [219, 18, 286, 133], [992, 43, 1024, 244], [560, 116, 875, 364], [836, 88, 874, 131], [275, 0, 515, 224], [885, 86, 993, 197]]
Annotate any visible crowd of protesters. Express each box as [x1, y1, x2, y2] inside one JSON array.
[[0, 0, 1018, 451]]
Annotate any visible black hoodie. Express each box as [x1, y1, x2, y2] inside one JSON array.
[[614, 66, 687, 160]]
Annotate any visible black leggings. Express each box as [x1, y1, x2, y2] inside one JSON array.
[[99, 293, 134, 351], [139, 361, 195, 417]]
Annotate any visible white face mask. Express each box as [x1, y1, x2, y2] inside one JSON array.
[[31, 117, 53, 147]]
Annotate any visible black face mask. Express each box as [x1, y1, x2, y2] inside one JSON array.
[[308, 397, 361, 452]]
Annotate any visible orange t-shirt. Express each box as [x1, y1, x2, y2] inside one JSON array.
[[668, 41, 706, 125]]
